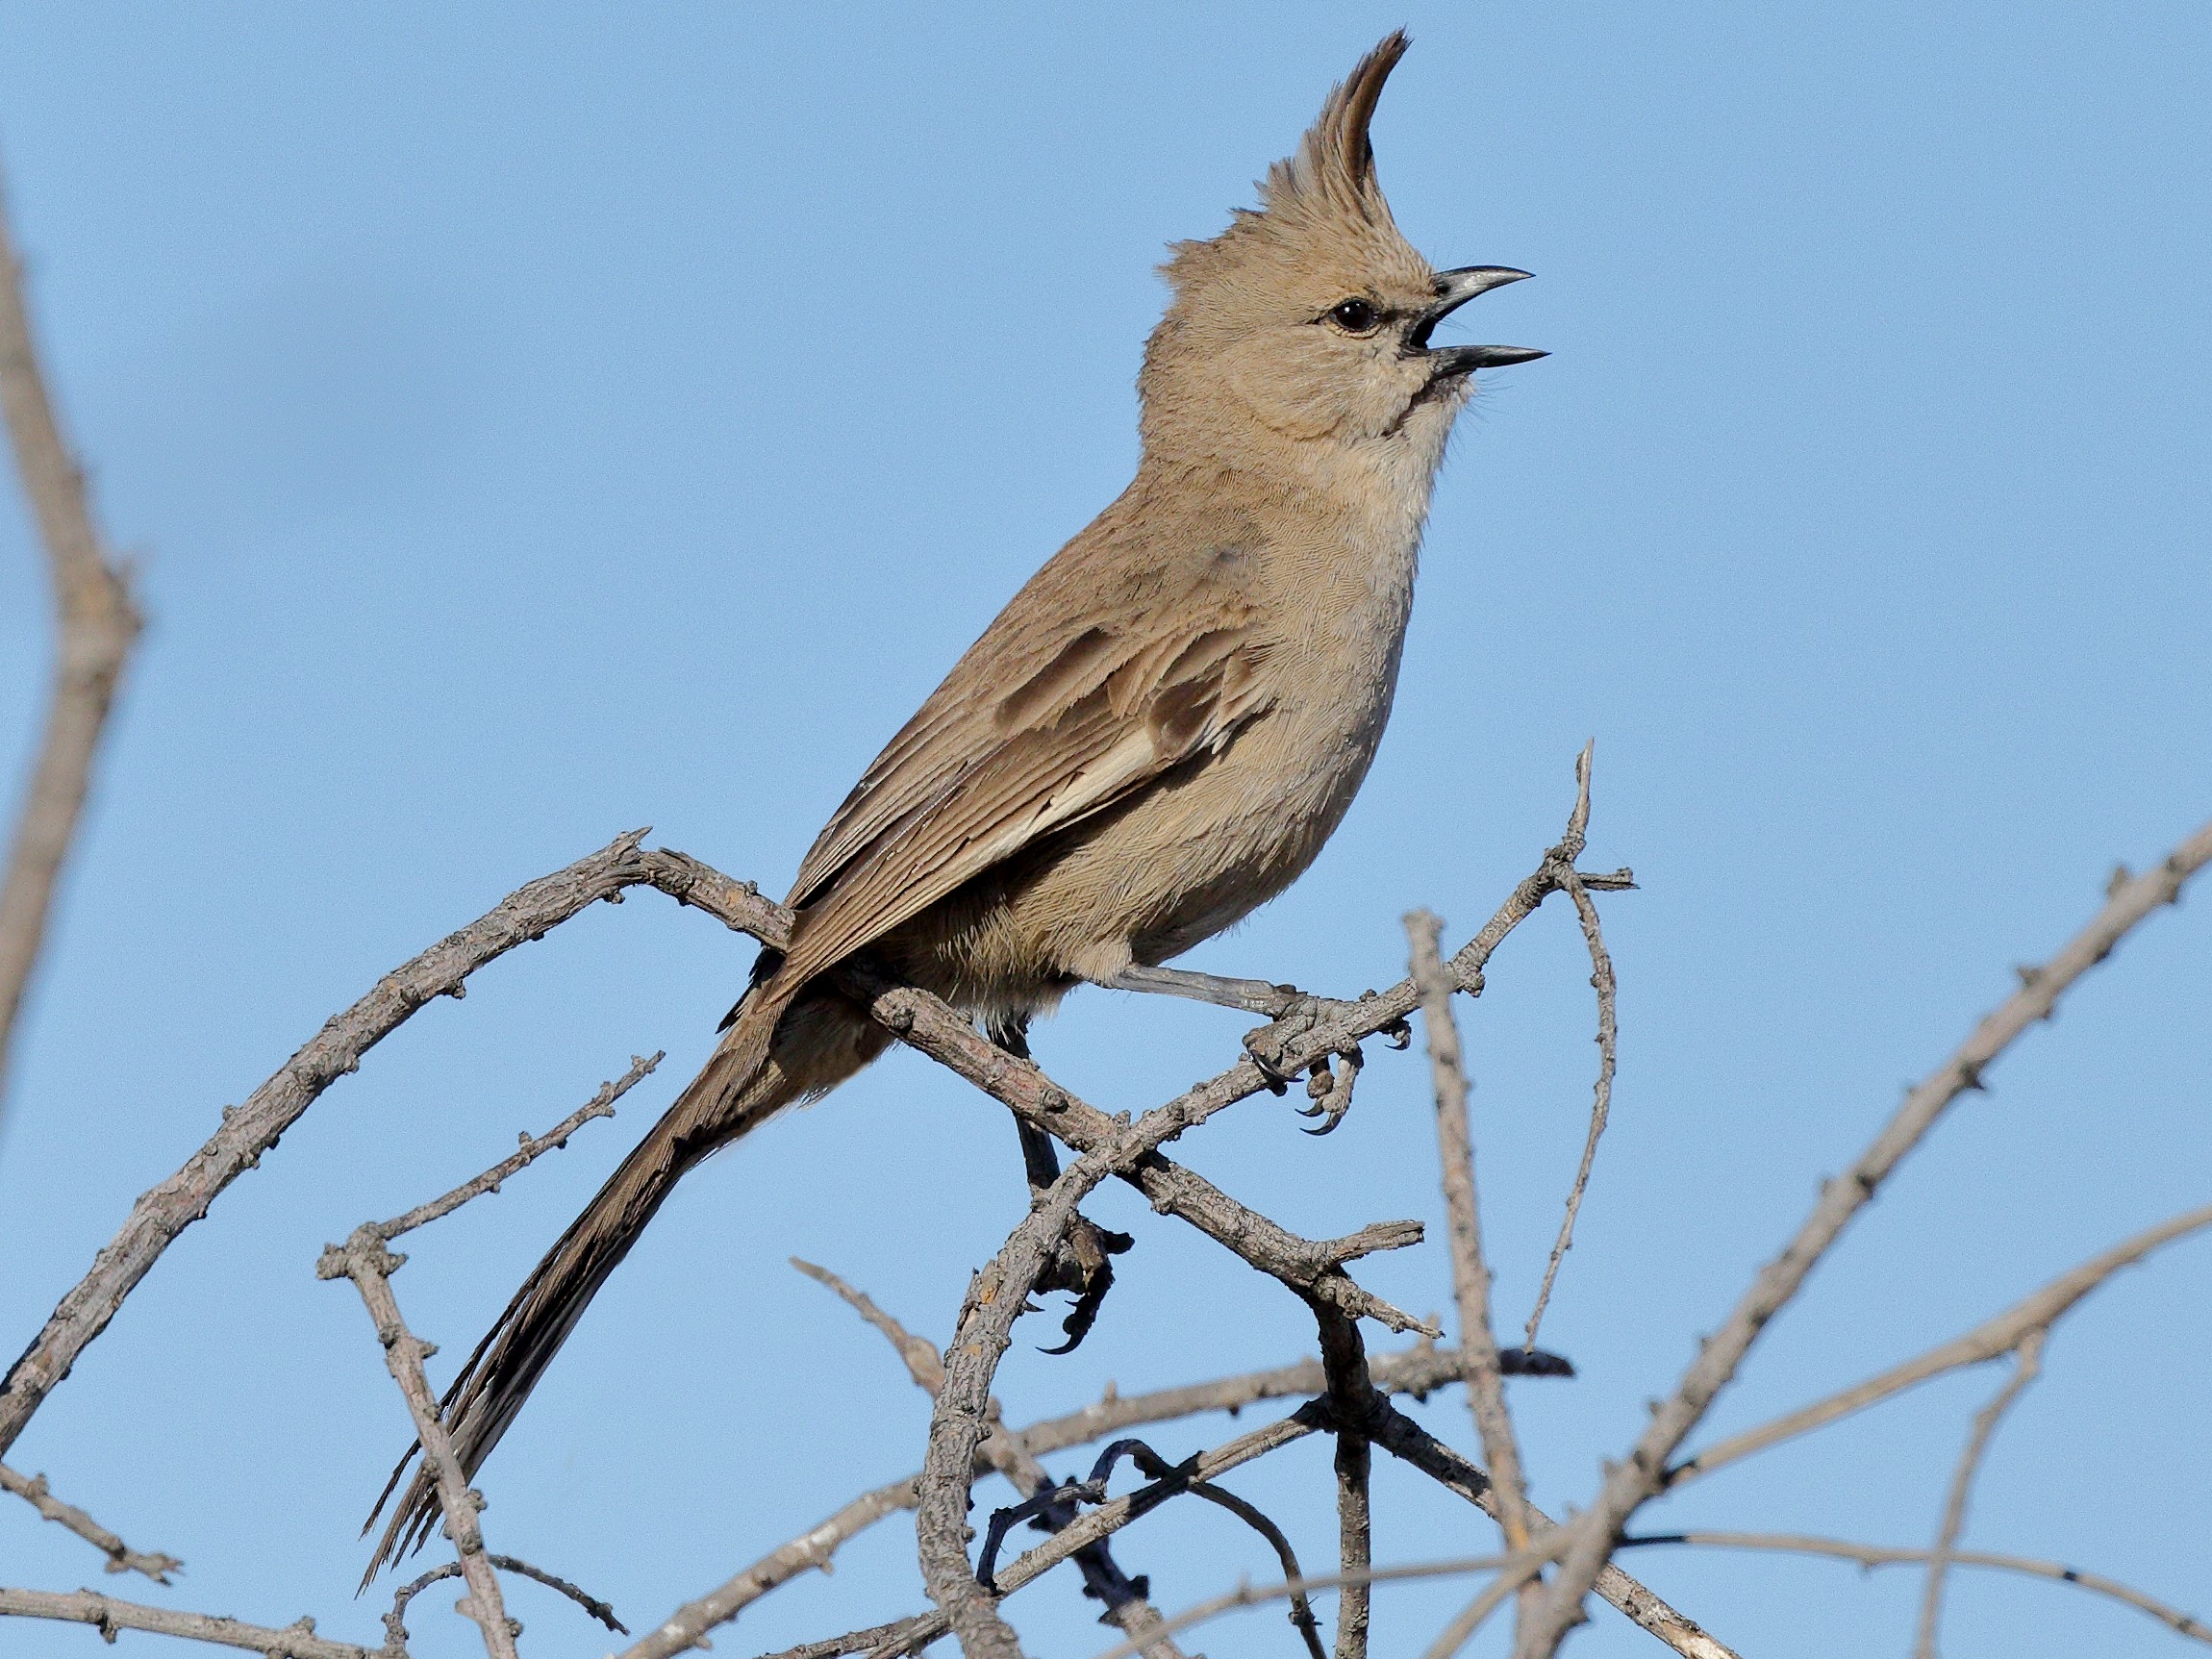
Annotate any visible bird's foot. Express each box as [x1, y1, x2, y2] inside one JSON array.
[[1036, 1211, 1134, 1354], [1241, 991, 1321, 1091]]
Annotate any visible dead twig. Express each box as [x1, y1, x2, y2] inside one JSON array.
[[1666, 1200, 2212, 1486], [1621, 1531, 2211, 1647], [1409, 908, 1536, 1646], [376, 1054, 659, 1242], [319, 1065, 644, 1658], [0, 161, 142, 1119], [379, 1552, 626, 1655], [0, 830, 699, 1457], [1520, 817, 2212, 1656], [0, 1586, 369, 1659], [616, 1339, 1568, 1659], [1915, 1331, 2044, 1658], [793, 1259, 1187, 1659], [1090, 1553, 1551, 1659], [0, 1463, 181, 1582], [1521, 747, 1621, 1349]]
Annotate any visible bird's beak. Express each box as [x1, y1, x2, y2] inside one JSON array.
[[1406, 266, 1546, 373]]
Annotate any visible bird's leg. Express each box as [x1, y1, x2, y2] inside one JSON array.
[[1104, 962, 1311, 1018], [987, 1013, 1131, 1353], [1104, 964, 1354, 1097]]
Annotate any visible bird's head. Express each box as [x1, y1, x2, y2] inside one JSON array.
[[1142, 32, 1541, 466]]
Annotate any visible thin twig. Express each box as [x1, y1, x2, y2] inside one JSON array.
[[317, 1069, 645, 1657], [0, 160, 141, 1119], [1622, 1531, 2212, 1647], [376, 1054, 659, 1241], [792, 1258, 945, 1393], [1088, 1553, 1534, 1659], [0, 829, 694, 1457], [1363, 1404, 1739, 1659], [793, 1260, 1186, 1659], [0, 1586, 369, 1658], [1522, 772, 1620, 1349], [1520, 817, 2212, 1656], [1666, 1200, 2212, 1486], [616, 1339, 1563, 1659], [1915, 1330, 2044, 1659], [378, 1552, 625, 1655], [0, 1462, 181, 1582], [1408, 912, 1534, 1570]]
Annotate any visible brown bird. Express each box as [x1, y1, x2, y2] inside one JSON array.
[[366, 29, 1542, 1575]]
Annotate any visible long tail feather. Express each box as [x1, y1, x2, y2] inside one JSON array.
[[359, 1004, 792, 1584]]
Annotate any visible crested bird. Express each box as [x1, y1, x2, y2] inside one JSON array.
[[365, 30, 1543, 1575]]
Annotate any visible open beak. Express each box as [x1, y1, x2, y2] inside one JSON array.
[[1406, 265, 1546, 373]]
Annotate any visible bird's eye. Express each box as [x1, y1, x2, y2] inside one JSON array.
[[1325, 297, 1381, 335]]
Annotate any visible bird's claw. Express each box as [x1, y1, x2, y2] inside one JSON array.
[[1297, 1043, 1363, 1135], [1037, 1213, 1133, 1354], [1243, 991, 1323, 1090]]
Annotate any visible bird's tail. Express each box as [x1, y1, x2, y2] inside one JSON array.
[[360, 994, 797, 1584]]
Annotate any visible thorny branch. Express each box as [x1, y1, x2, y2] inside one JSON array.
[[0, 160, 141, 1116], [1518, 814, 2212, 1657]]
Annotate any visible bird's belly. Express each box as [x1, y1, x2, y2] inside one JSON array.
[[1019, 683, 1393, 973]]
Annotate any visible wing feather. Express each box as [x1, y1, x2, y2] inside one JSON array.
[[771, 521, 1273, 992]]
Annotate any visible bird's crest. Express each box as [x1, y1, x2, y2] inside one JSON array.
[[1161, 31, 1423, 297]]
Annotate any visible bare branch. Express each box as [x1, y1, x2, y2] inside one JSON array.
[[917, 1085, 1240, 1659], [792, 1257, 945, 1394], [379, 1552, 625, 1654], [376, 1053, 660, 1241], [619, 1339, 1559, 1659], [0, 161, 142, 1118], [0, 830, 692, 1457], [1623, 1532, 2212, 1648], [1915, 1331, 2044, 1659], [0, 1587, 369, 1659], [1520, 817, 2212, 1656], [1521, 859, 1619, 1348], [793, 1260, 1187, 1659], [620, 1477, 922, 1659], [1408, 911, 1533, 1566], [1668, 1200, 2212, 1486], [1363, 1406, 1739, 1659], [317, 1233, 516, 1659], [0, 1462, 181, 1582], [1091, 1554, 1534, 1659]]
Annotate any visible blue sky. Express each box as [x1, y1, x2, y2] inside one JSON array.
[[1, 7, 2206, 1657]]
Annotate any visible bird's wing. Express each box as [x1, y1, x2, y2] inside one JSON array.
[[773, 527, 1274, 992]]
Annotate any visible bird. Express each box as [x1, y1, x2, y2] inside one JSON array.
[[364, 29, 1543, 1576]]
